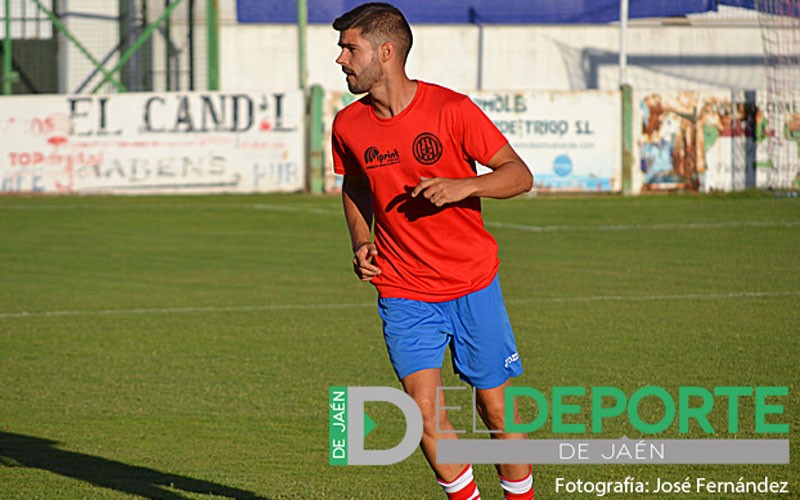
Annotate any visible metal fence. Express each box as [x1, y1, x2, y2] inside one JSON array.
[[1, 0, 218, 95]]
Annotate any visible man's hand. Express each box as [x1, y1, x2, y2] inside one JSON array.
[[411, 176, 475, 207], [353, 242, 381, 281], [412, 145, 532, 202]]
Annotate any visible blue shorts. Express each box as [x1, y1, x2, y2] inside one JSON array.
[[377, 274, 523, 390]]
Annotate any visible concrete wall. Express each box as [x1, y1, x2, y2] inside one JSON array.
[[218, 6, 765, 93], [50, 3, 765, 95]]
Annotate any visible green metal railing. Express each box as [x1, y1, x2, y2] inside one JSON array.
[[2, 0, 220, 95], [90, 0, 182, 93], [2, 0, 18, 95], [32, 0, 127, 92], [621, 84, 633, 195], [207, 0, 219, 90]]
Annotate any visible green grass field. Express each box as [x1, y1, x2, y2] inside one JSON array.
[[0, 192, 798, 499]]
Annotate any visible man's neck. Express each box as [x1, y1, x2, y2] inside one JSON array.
[[369, 78, 418, 119]]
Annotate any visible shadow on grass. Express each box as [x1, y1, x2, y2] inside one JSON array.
[[0, 431, 270, 499]]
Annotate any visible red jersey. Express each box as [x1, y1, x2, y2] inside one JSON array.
[[332, 81, 507, 301]]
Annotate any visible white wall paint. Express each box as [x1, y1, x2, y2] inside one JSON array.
[[219, 21, 765, 92]]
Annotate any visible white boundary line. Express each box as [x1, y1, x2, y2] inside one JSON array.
[[0, 202, 343, 216], [506, 290, 800, 304], [486, 220, 800, 232], [3, 202, 798, 231], [1, 290, 798, 320], [0, 302, 375, 319]]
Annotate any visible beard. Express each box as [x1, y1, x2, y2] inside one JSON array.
[[346, 54, 383, 94]]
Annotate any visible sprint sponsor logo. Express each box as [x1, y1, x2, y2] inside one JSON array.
[[364, 146, 400, 169]]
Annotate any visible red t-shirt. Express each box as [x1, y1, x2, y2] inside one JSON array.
[[332, 81, 507, 301]]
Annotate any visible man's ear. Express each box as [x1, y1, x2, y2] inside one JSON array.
[[379, 41, 394, 63]]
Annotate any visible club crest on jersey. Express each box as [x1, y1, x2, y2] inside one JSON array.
[[364, 146, 400, 169], [412, 132, 442, 165]]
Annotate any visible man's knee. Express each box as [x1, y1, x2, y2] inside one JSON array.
[[420, 402, 454, 435], [478, 397, 508, 431]]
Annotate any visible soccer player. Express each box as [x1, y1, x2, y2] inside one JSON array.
[[331, 3, 534, 499]]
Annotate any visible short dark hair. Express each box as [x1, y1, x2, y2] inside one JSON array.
[[333, 2, 413, 62]]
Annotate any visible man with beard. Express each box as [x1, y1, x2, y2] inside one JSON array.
[[331, 4, 534, 499]]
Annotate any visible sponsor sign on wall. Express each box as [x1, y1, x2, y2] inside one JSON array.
[[0, 91, 305, 195], [323, 89, 621, 194], [469, 90, 621, 193]]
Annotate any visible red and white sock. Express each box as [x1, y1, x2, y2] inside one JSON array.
[[499, 467, 533, 500], [437, 464, 480, 500]]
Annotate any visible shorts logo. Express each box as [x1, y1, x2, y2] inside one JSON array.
[[364, 146, 400, 169], [504, 352, 520, 368], [412, 132, 443, 165]]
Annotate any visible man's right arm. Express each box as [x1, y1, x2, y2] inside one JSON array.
[[342, 173, 381, 281]]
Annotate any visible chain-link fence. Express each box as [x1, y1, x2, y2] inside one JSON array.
[[1, 0, 212, 95]]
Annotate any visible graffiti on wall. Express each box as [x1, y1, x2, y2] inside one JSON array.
[[637, 90, 799, 192]]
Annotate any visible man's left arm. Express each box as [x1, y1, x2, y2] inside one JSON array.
[[411, 144, 533, 207]]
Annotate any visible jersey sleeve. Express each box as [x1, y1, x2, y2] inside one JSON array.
[[331, 116, 362, 176], [457, 97, 509, 166]]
